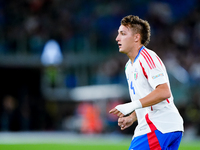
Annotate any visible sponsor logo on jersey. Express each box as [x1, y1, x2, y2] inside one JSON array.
[[152, 73, 164, 79]]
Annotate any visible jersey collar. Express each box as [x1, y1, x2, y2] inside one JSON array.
[[133, 46, 144, 63]]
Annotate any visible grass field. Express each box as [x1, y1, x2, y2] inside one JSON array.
[[1, 142, 200, 150], [0, 132, 200, 150]]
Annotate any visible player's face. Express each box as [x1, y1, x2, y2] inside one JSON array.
[[116, 25, 136, 54]]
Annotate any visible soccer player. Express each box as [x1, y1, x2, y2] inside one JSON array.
[[109, 15, 184, 150]]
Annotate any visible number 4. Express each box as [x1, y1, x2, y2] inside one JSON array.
[[131, 81, 135, 94]]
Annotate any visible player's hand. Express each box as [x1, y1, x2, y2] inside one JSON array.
[[109, 108, 124, 118], [118, 112, 137, 130], [110, 100, 142, 116]]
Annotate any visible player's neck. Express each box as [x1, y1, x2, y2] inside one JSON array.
[[128, 44, 143, 64]]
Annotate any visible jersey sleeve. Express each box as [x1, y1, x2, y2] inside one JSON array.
[[140, 50, 168, 89]]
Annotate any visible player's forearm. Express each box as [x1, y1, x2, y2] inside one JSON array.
[[112, 83, 171, 116], [139, 83, 171, 108]]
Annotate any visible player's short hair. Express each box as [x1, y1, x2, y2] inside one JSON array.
[[121, 15, 151, 46]]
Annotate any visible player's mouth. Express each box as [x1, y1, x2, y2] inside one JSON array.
[[118, 43, 122, 48]]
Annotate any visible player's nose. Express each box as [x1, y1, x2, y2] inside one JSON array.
[[116, 34, 120, 41]]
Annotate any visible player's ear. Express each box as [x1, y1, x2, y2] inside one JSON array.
[[134, 33, 141, 42]]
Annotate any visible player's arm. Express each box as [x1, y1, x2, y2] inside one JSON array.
[[140, 82, 171, 107], [109, 82, 170, 117]]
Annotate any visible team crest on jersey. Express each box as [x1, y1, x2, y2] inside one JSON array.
[[134, 69, 138, 80]]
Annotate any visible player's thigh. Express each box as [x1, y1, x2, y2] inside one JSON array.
[[166, 131, 182, 150], [154, 130, 183, 150], [128, 134, 150, 150], [128, 130, 182, 150]]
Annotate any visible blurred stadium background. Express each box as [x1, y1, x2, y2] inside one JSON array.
[[0, 0, 200, 149]]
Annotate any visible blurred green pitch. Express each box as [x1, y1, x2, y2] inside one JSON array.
[[0, 132, 200, 150], [1, 141, 200, 150]]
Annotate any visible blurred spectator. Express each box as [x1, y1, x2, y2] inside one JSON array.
[[78, 102, 103, 134], [0, 95, 20, 131], [62, 102, 103, 134]]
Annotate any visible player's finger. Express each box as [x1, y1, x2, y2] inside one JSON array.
[[119, 113, 124, 118], [109, 108, 118, 114], [118, 118, 127, 130], [120, 122, 128, 130], [109, 108, 124, 118], [118, 117, 124, 123], [121, 125, 127, 130], [118, 118, 124, 126], [119, 123, 126, 129], [111, 109, 121, 115], [117, 112, 122, 117]]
